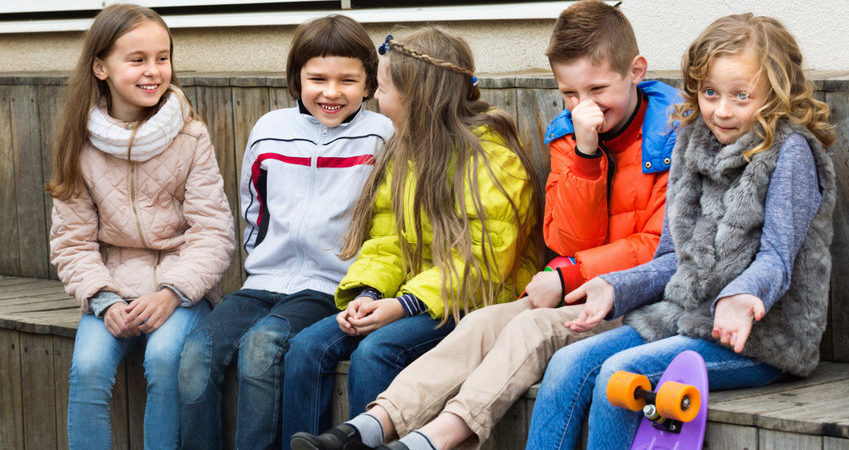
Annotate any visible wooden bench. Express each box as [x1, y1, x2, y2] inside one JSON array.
[[2, 72, 849, 449], [1, 275, 848, 449]]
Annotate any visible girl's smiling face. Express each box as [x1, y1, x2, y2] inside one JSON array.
[[299, 55, 368, 127], [92, 20, 172, 122], [698, 51, 770, 145]]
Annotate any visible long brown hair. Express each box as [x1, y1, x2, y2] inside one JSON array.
[[340, 27, 543, 323], [46, 3, 192, 200], [673, 13, 834, 157]]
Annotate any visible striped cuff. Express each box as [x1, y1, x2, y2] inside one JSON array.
[[398, 293, 428, 316], [359, 287, 383, 301]]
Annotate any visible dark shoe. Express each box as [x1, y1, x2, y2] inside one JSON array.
[[375, 442, 410, 450], [291, 424, 371, 450]]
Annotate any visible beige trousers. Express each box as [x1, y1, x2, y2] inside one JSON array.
[[370, 298, 620, 448]]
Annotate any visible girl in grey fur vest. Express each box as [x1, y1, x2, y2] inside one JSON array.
[[527, 13, 837, 450]]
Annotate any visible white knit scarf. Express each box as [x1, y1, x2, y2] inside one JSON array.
[[87, 86, 188, 162]]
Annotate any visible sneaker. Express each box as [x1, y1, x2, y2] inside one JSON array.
[[291, 424, 371, 450]]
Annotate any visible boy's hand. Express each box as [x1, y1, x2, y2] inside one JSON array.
[[571, 99, 605, 154], [124, 289, 181, 334], [564, 277, 614, 332], [338, 296, 374, 336], [525, 270, 563, 309], [712, 294, 765, 353], [104, 303, 142, 338], [347, 299, 406, 336]]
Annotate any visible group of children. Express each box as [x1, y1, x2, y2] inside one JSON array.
[[46, 1, 835, 449]]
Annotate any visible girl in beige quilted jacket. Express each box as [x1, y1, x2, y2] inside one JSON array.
[[46, 4, 235, 449]]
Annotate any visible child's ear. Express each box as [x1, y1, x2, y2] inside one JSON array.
[[629, 55, 648, 85], [92, 58, 108, 81]]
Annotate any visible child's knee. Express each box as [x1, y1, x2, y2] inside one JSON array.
[[238, 320, 289, 378], [178, 329, 213, 403]]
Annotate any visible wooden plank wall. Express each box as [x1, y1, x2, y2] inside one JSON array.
[[0, 73, 847, 364]]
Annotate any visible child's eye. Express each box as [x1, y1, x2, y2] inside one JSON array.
[[703, 88, 716, 97], [736, 92, 749, 100]]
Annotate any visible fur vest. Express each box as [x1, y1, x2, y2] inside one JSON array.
[[624, 119, 835, 376]]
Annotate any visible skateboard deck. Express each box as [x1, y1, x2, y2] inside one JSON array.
[[607, 350, 709, 450]]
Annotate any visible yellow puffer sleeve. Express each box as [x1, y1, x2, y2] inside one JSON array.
[[400, 127, 536, 318], [335, 174, 405, 308]]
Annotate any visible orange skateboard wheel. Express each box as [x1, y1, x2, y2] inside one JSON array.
[[607, 371, 650, 411], [655, 381, 701, 422]]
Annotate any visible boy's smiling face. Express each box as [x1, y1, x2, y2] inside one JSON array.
[[551, 56, 645, 135], [299, 55, 368, 127]]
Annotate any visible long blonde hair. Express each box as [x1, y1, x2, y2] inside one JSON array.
[[673, 13, 834, 158], [340, 27, 543, 323], [46, 3, 194, 200]]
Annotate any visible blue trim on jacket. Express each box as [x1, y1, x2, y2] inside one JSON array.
[[543, 80, 681, 174]]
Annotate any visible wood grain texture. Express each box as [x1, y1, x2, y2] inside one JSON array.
[[0, 329, 24, 449], [52, 336, 73, 450], [20, 333, 56, 449], [10, 85, 49, 279], [195, 86, 241, 294], [35, 85, 65, 281], [704, 422, 758, 449], [760, 429, 823, 450], [0, 86, 20, 276]]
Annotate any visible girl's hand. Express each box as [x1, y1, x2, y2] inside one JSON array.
[[338, 296, 374, 336], [712, 294, 765, 353], [124, 289, 181, 334], [564, 277, 614, 332], [347, 299, 406, 336], [525, 270, 563, 309], [104, 303, 142, 338]]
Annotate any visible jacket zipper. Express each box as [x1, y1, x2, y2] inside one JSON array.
[[129, 163, 149, 249], [129, 158, 158, 290], [599, 142, 616, 218], [153, 250, 161, 289]]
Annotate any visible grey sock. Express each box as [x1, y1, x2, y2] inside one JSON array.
[[398, 430, 439, 450], [346, 412, 385, 448]]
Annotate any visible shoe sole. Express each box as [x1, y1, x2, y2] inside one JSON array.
[[290, 436, 322, 450]]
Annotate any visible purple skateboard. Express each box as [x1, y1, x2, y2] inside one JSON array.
[[607, 350, 709, 450]]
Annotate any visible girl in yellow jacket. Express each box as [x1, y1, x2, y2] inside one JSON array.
[[283, 27, 543, 447], [47, 5, 234, 448]]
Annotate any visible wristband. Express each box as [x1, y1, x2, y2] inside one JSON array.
[[555, 267, 566, 298]]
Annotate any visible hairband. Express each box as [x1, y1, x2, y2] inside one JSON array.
[[378, 34, 480, 87], [378, 34, 393, 56]]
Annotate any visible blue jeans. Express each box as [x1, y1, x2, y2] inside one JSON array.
[[178, 288, 338, 450], [281, 313, 456, 448], [67, 300, 210, 450], [526, 325, 783, 450]]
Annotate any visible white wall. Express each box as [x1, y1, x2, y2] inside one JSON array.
[[625, 0, 849, 72], [0, 1, 846, 74]]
